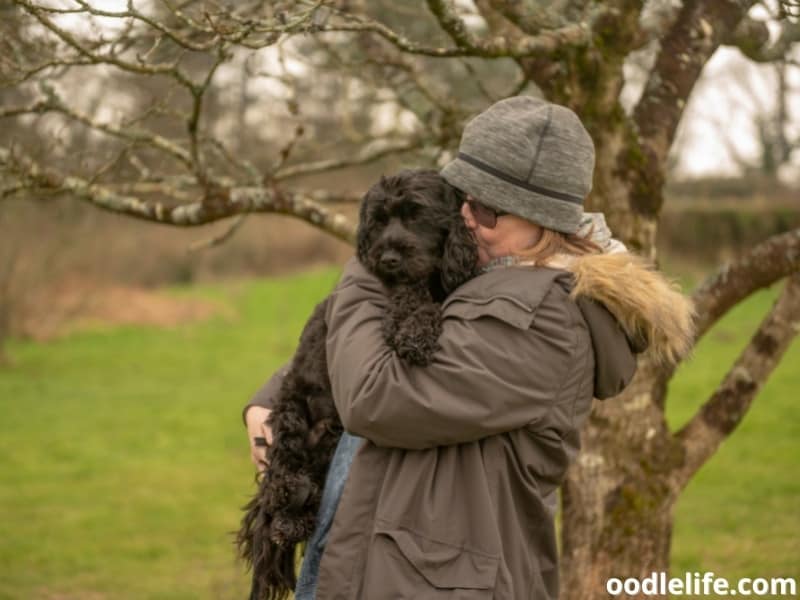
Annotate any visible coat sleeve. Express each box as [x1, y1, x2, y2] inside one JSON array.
[[325, 258, 585, 449], [241, 361, 291, 424]]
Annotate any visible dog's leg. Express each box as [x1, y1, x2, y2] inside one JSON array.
[[384, 284, 443, 366], [265, 391, 321, 546]]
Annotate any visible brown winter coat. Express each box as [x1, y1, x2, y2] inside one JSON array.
[[246, 253, 693, 599]]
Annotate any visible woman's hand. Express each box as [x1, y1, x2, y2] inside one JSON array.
[[245, 405, 273, 472]]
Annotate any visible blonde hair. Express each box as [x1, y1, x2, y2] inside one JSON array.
[[516, 226, 602, 266]]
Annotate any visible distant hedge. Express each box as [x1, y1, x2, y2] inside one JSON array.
[[658, 206, 800, 262]]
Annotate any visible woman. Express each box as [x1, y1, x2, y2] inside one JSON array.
[[244, 96, 694, 599]]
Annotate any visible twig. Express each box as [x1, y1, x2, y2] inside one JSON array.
[[188, 214, 249, 252]]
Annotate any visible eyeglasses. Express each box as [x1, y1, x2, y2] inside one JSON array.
[[466, 198, 507, 229]]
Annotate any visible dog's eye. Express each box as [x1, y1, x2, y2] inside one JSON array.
[[373, 209, 389, 224], [397, 203, 420, 221]]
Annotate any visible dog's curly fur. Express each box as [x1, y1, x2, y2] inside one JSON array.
[[236, 169, 477, 600]]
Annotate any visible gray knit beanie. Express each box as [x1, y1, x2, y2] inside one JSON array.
[[441, 96, 595, 234]]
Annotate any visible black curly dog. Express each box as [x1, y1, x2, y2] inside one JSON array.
[[236, 169, 477, 600]]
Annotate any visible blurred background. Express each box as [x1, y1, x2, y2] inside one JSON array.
[[0, 1, 798, 598]]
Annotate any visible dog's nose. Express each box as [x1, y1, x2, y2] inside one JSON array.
[[379, 250, 402, 271]]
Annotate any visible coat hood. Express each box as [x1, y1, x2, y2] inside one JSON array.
[[563, 252, 696, 366]]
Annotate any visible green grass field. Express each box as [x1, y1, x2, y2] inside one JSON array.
[[0, 267, 797, 599]]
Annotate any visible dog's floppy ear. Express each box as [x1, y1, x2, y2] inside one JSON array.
[[356, 177, 387, 264], [441, 215, 478, 294], [355, 196, 370, 264], [439, 183, 477, 293]]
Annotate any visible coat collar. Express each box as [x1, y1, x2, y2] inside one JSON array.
[[465, 251, 695, 367]]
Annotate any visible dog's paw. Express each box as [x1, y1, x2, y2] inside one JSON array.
[[269, 511, 316, 547], [396, 338, 441, 366], [393, 305, 443, 365]]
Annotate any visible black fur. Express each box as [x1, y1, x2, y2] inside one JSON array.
[[236, 169, 477, 600]]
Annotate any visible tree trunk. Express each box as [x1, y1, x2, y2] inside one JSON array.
[[560, 362, 682, 599], [518, 42, 686, 597], [561, 483, 674, 600]]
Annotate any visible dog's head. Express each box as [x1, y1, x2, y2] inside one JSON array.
[[356, 169, 477, 299]]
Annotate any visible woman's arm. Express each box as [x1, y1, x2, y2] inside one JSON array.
[[242, 363, 291, 470], [241, 363, 291, 422], [325, 259, 585, 450]]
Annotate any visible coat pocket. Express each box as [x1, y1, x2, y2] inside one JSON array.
[[361, 524, 499, 598], [444, 294, 537, 330]]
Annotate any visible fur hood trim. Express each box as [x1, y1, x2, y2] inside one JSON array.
[[564, 252, 696, 365]]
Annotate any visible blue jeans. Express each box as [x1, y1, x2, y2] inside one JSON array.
[[294, 432, 362, 600]]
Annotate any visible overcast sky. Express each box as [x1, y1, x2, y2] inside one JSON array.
[[673, 47, 799, 181]]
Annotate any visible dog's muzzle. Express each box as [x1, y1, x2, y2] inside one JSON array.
[[379, 249, 403, 273]]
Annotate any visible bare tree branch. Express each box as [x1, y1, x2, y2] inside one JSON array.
[[1, 92, 193, 169], [267, 123, 305, 179], [203, 136, 261, 185], [323, 4, 595, 58], [672, 271, 800, 491], [188, 214, 249, 252], [638, 0, 685, 45], [0, 183, 26, 200], [274, 137, 426, 181], [691, 227, 800, 342], [0, 56, 94, 87], [472, 0, 526, 40], [483, 0, 572, 34], [654, 228, 800, 392], [0, 146, 357, 242], [725, 14, 800, 62], [16, 0, 196, 89], [25, 0, 220, 52], [187, 47, 228, 185], [634, 0, 756, 165], [778, 0, 800, 18], [311, 34, 458, 133], [425, 0, 480, 49]]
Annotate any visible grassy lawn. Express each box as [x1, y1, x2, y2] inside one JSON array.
[[666, 281, 800, 584], [0, 266, 797, 599]]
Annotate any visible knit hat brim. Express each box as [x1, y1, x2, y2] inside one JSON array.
[[441, 155, 583, 234]]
